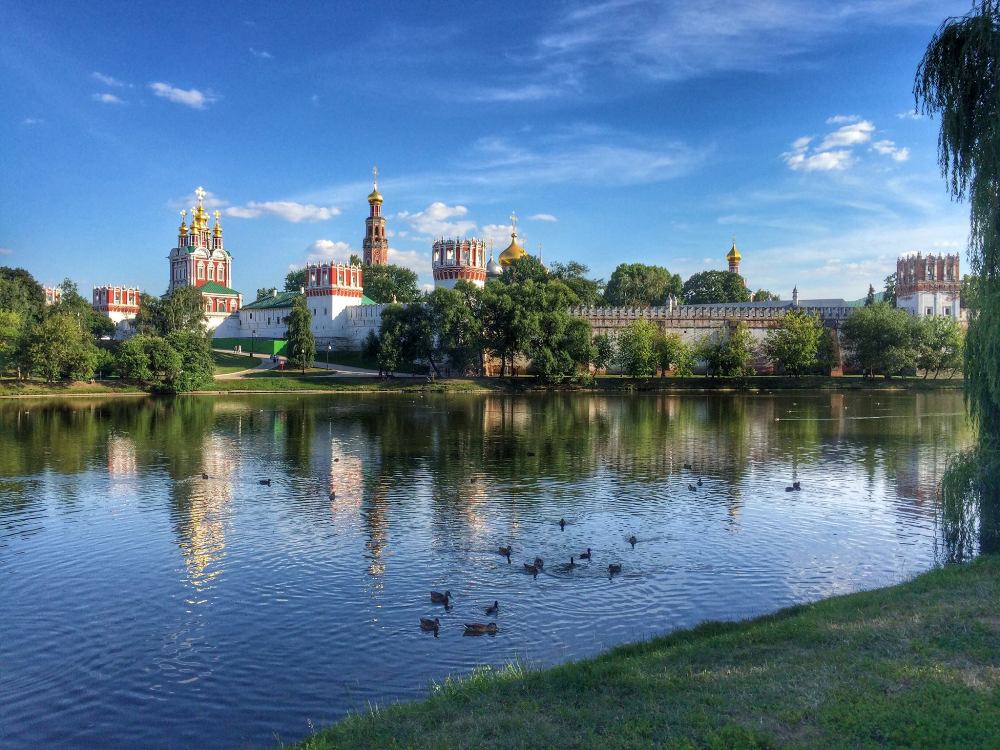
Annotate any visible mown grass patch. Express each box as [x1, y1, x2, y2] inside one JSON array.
[[211, 350, 259, 374], [292, 556, 1000, 750], [0, 378, 144, 397]]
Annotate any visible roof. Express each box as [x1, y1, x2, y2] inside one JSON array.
[[847, 291, 886, 307], [242, 290, 301, 310], [682, 298, 850, 310], [199, 281, 241, 296], [361, 294, 376, 305]]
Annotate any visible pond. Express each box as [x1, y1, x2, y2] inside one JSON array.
[[0, 391, 970, 749]]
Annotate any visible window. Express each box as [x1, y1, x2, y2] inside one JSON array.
[[944, 307, 951, 316], [208, 266, 215, 280], [926, 307, 933, 316], [197, 263, 204, 280]]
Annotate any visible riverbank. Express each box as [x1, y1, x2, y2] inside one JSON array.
[[0, 374, 965, 398], [292, 555, 999, 749]]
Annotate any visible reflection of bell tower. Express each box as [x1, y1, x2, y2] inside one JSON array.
[[363, 166, 389, 266]]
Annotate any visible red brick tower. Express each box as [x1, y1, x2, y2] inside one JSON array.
[[363, 166, 389, 266]]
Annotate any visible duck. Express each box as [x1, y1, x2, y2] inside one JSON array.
[[334, 458, 340, 462], [793, 481, 802, 491], [533, 557, 544, 570], [683, 462, 693, 470], [419, 617, 440, 632], [785, 485, 794, 492], [579, 548, 592, 560], [464, 622, 498, 635], [485, 600, 499, 615], [259, 479, 271, 486], [430, 590, 451, 606], [688, 484, 696, 492], [201, 472, 209, 480], [498, 545, 512, 557], [559, 518, 566, 530], [523, 563, 539, 578], [608, 563, 623, 575], [628, 535, 637, 547], [697, 477, 703, 487], [330, 491, 336, 500]]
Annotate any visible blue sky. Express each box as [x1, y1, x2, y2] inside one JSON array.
[[0, 0, 974, 300]]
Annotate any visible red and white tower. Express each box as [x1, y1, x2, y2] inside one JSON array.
[[303, 261, 366, 336], [363, 166, 389, 266], [167, 186, 242, 330], [432, 237, 488, 289], [92, 285, 141, 338]]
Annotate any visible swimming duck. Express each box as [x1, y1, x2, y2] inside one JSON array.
[[201, 472, 209, 480], [330, 491, 336, 500], [628, 535, 637, 547], [430, 590, 451, 606], [485, 600, 499, 615], [688, 484, 696, 492], [579, 548, 592, 560], [785, 485, 794, 492], [684, 462, 692, 470], [524, 563, 539, 578], [697, 477, 703, 487], [419, 617, 440, 632], [559, 518, 566, 530], [793, 481, 802, 491], [533, 557, 544, 570], [608, 563, 622, 575], [464, 622, 498, 635], [259, 479, 271, 486], [498, 545, 512, 557]]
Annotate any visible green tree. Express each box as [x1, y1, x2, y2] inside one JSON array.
[[865, 285, 876, 306], [593, 333, 614, 370], [914, 316, 964, 379], [256, 287, 278, 300], [51, 278, 115, 338], [682, 271, 751, 304], [841, 303, 918, 379], [0, 267, 45, 323], [362, 264, 420, 303], [427, 286, 482, 375], [164, 330, 215, 392], [603, 263, 682, 307], [135, 286, 207, 336], [284, 269, 307, 292], [699, 322, 756, 377], [27, 312, 100, 382], [116, 334, 183, 386], [376, 304, 406, 376], [349, 253, 362, 266], [753, 289, 780, 302], [763, 310, 824, 377], [654, 331, 694, 376], [0, 310, 23, 375], [883, 272, 898, 307], [614, 320, 659, 377], [549, 261, 604, 306], [285, 296, 315, 371]]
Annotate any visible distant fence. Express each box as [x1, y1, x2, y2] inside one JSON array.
[[212, 337, 287, 356]]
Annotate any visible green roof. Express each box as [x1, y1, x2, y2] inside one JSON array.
[[361, 294, 376, 305], [199, 281, 240, 296], [243, 290, 301, 310]]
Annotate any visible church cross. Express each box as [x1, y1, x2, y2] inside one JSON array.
[[195, 186, 206, 205]]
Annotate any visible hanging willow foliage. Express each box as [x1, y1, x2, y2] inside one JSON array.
[[916, 1, 1000, 552]]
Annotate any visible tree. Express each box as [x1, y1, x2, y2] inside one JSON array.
[[914, 316, 964, 378], [603, 263, 682, 307], [284, 269, 307, 292], [51, 278, 115, 338], [256, 287, 278, 300], [682, 271, 751, 305], [362, 264, 420, 303], [752, 289, 780, 302], [0, 310, 23, 375], [26, 312, 100, 382], [613, 320, 659, 377], [164, 330, 215, 392], [427, 286, 482, 375], [285, 296, 315, 371], [593, 334, 614, 370], [134, 286, 207, 336], [883, 273, 898, 307], [549, 261, 604, 306], [654, 331, 694, 376], [0, 267, 45, 324], [763, 310, 824, 377], [116, 334, 182, 387], [841, 303, 917, 378], [699, 322, 756, 377], [376, 304, 406, 376], [349, 254, 362, 267], [865, 285, 876, 306]]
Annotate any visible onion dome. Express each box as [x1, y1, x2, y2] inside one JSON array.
[[727, 240, 741, 263], [497, 211, 526, 267], [368, 164, 383, 204], [178, 210, 187, 234], [486, 252, 503, 278], [212, 210, 223, 237]]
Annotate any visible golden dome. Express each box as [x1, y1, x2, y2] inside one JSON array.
[[727, 241, 741, 262], [367, 188, 383, 204], [498, 234, 526, 266]]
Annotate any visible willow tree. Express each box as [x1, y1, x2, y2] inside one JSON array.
[[916, 0, 1000, 551]]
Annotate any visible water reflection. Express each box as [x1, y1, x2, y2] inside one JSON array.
[[0, 391, 972, 750]]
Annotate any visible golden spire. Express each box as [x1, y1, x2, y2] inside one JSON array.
[[367, 165, 383, 204], [213, 209, 223, 236], [510, 210, 518, 239], [179, 209, 187, 233], [498, 211, 526, 267]]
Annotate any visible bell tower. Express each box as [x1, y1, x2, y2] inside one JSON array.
[[363, 166, 389, 266]]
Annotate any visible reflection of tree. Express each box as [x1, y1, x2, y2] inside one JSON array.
[[283, 401, 315, 475]]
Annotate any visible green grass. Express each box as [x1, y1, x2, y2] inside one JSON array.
[[0, 377, 144, 397], [211, 350, 259, 374], [292, 556, 1000, 750], [319, 349, 428, 375], [203, 375, 508, 393]]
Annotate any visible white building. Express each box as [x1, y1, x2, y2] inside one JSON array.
[[895, 252, 964, 322]]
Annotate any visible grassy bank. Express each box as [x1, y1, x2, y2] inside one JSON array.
[[211, 350, 258, 374], [294, 556, 999, 750]]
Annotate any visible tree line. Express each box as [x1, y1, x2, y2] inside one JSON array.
[[0, 267, 215, 392]]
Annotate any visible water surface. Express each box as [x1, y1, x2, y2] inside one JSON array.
[[0, 391, 969, 749]]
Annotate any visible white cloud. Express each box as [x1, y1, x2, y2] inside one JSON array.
[[91, 71, 129, 87], [21, 118, 42, 126], [250, 47, 273, 59], [819, 120, 874, 149], [896, 110, 924, 120], [389, 248, 433, 278], [826, 114, 860, 124], [91, 92, 124, 104], [225, 201, 341, 222], [397, 202, 476, 237], [470, 83, 563, 102], [480, 223, 520, 249], [530, 213, 558, 222], [782, 138, 853, 172], [149, 82, 215, 109], [305, 239, 354, 264], [0, 247, 13, 256], [311, 93, 320, 105], [872, 139, 910, 162]]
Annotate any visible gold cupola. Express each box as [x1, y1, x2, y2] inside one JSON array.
[[213, 210, 223, 237], [727, 239, 741, 263], [178, 210, 187, 234], [497, 211, 527, 267], [368, 165, 383, 204]]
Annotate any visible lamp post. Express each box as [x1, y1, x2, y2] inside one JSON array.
[[251, 329, 256, 358], [327, 343, 332, 369]]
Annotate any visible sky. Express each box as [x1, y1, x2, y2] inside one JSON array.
[[0, 0, 977, 301]]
